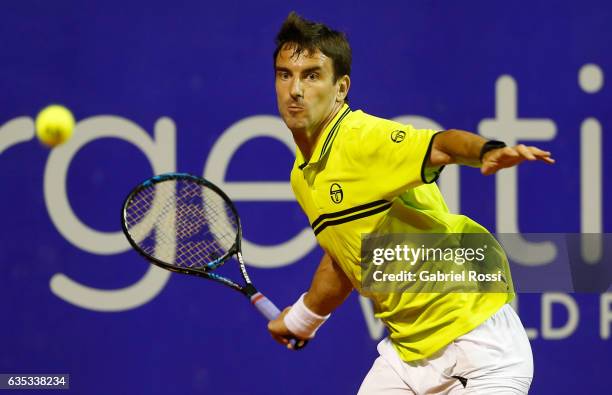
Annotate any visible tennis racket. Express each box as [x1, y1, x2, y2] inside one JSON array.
[[121, 172, 306, 349]]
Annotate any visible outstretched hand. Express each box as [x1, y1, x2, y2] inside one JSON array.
[[481, 144, 555, 175]]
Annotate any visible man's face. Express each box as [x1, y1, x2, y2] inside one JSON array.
[[275, 45, 340, 134]]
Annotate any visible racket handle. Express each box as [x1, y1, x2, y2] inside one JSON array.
[[250, 292, 307, 350], [250, 292, 281, 320]]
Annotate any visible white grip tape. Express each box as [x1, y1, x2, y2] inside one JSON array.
[[283, 293, 330, 339], [251, 292, 281, 321]]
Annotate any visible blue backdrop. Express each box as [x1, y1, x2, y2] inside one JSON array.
[[1, 1, 610, 394]]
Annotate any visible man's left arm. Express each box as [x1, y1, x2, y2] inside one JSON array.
[[428, 129, 555, 175]]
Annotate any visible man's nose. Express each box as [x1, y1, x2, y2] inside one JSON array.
[[290, 77, 303, 99]]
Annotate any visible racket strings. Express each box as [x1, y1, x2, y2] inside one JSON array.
[[125, 179, 239, 269], [126, 182, 180, 262], [176, 185, 236, 265]]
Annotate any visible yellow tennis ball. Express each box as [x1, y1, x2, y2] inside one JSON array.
[[35, 104, 75, 147]]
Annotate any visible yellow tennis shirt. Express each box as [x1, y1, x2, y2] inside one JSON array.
[[290, 104, 514, 362]]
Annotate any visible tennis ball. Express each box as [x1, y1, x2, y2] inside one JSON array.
[[35, 104, 75, 147]]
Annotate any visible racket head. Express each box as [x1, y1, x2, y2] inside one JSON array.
[[121, 173, 242, 279]]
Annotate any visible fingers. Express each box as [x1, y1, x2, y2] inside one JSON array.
[[540, 156, 556, 164], [515, 144, 537, 160], [529, 146, 555, 164], [270, 332, 289, 345], [480, 163, 496, 176], [267, 306, 295, 346], [515, 144, 555, 162], [481, 144, 555, 175], [268, 326, 291, 346]]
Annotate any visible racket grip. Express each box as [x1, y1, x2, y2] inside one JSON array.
[[250, 292, 307, 350], [250, 292, 281, 320]]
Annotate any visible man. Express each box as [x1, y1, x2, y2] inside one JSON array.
[[268, 12, 553, 394]]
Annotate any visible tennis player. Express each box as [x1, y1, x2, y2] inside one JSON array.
[[268, 12, 554, 394]]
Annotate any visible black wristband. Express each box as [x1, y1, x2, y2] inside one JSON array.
[[479, 140, 507, 162]]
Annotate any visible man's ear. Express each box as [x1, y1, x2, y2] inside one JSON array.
[[336, 75, 351, 102]]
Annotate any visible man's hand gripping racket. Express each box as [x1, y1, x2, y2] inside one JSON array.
[[121, 172, 307, 350]]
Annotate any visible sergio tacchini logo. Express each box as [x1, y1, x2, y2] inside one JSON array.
[[329, 183, 343, 204], [391, 130, 406, 143]]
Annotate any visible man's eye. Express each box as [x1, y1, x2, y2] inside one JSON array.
[[307, 73, 318, 80], [278, 72, 289, 80]]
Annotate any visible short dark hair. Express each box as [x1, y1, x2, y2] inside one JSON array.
[[274, 12, 352, 82]]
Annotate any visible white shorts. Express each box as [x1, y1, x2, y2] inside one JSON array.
[[357, 304, 533, 395]]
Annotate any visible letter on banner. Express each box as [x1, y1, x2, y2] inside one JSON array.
[[479, 75, 557, 266], [204, 115, 317, 268], [359, 295, 385, 340], [0, 117, 35, 154], [542, 293, 579, 339], [601, 293, 612, 339], [45, 116, 176, 312]]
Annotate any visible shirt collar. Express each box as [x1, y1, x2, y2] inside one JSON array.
[[297, 104, 351, 169]]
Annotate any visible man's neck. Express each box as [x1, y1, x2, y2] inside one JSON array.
[[292, 102, 344, 163]]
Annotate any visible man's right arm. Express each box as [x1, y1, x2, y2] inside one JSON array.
[[304, 252, 354, 315], [267, 252, 353, 345]]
